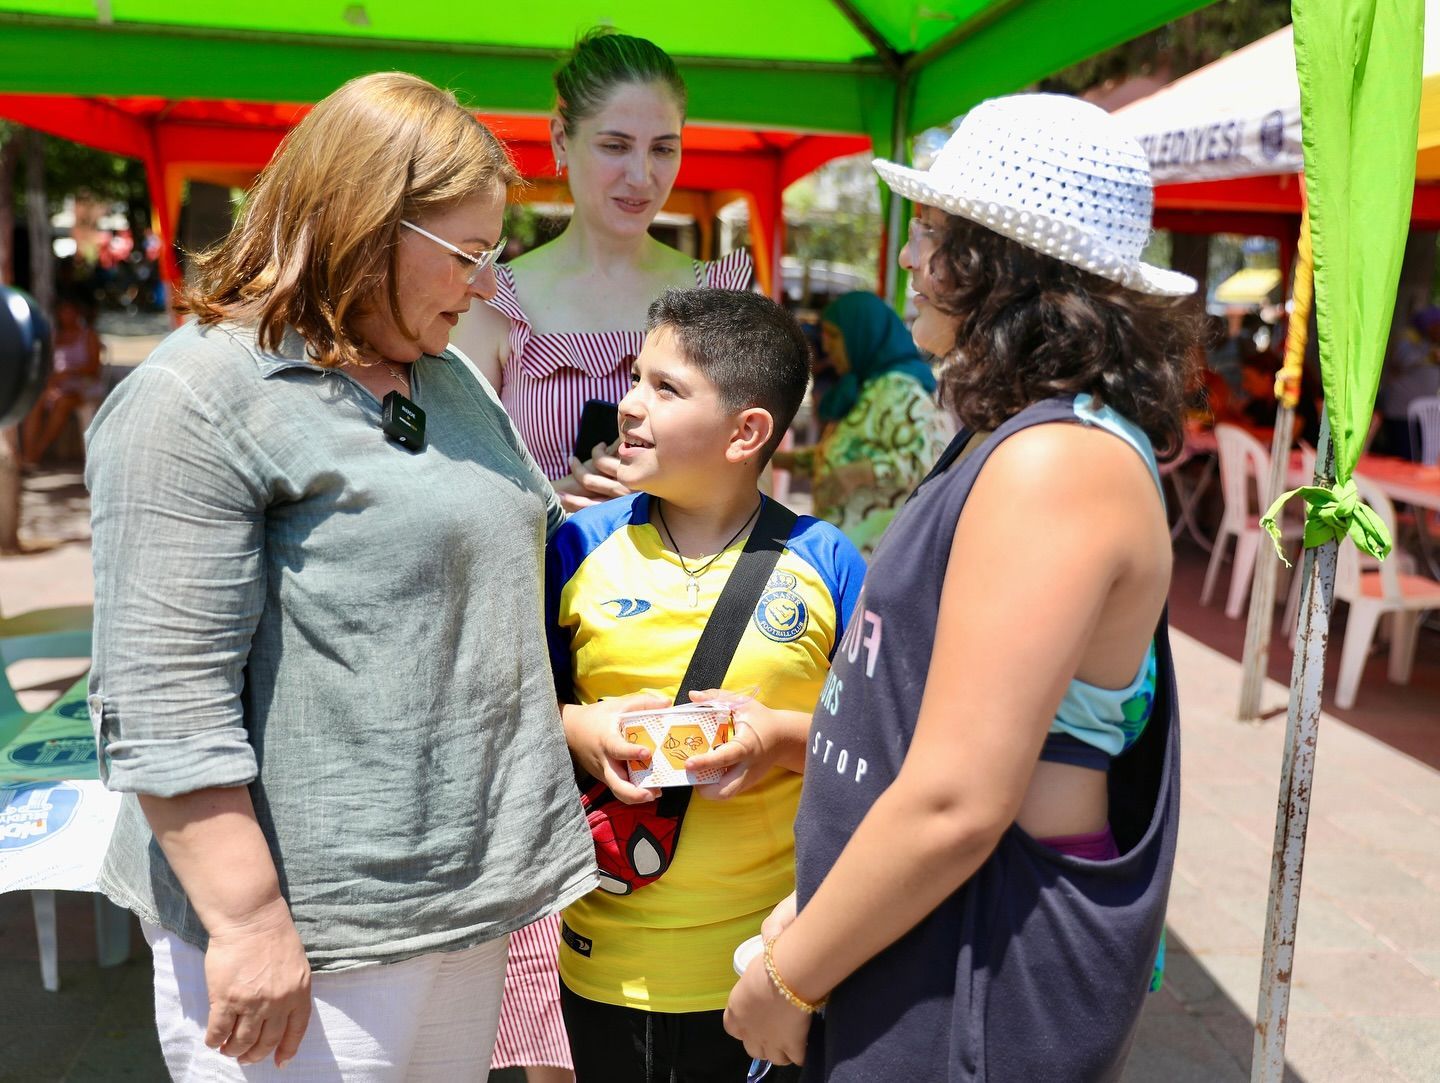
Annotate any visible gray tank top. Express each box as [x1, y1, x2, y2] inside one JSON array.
[[793, 396, 1181, 1082]]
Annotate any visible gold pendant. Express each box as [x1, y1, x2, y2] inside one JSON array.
[[686, 577, 699, 608]]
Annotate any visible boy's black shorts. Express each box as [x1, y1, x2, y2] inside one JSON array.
[[560, 981, 803, 1083]]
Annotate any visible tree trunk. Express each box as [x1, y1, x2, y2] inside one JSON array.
[[24, 128, 53, 317], [0, 128, 18, 285], [124, 156, 151, 248], [0, 429, 20, 554], [1169, 231, 1211, 310], [0, 128, 20, 552], [0, 127, 49, 553], [180, 180, 234, 274]]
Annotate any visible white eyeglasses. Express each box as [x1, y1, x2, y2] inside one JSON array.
[[401, 220, 506, 285], [907, 216, 943, 249]]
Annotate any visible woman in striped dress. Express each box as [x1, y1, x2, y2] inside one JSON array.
[[455, 28, 751, 508], [451, 28, 751, 1082]]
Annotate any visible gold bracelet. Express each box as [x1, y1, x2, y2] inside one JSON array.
[[762, 936, 826, 1014]]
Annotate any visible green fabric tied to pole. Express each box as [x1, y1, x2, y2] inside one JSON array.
[[1261, 478, 1392, 567], [1262, 0, 1424, 564]]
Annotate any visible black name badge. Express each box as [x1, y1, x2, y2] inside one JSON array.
[[382, 391, 426, 452]]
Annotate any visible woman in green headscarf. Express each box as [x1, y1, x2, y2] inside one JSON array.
[[775, 291, 949, 556]]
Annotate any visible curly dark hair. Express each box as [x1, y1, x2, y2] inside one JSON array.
[[924, 215, 1200, 459]]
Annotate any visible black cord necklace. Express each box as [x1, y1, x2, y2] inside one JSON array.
[[656, 496, 764, 608]]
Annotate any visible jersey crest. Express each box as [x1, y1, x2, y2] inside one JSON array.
[[754, 571, 808, 642]]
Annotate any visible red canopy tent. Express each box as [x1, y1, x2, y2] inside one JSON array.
[[0, 92, 869, 299], [1151, 173, 1440, 281]]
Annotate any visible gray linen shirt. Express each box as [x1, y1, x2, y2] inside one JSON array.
[[85, 320, 597, 970]]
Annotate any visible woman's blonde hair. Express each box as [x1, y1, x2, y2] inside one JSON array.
[[180, 72, 520, 368]]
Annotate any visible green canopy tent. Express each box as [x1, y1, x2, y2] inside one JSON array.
[[0, 0, 1211, 297]]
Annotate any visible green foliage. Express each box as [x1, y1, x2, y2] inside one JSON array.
[[785, 156, 882, 286], [1, 121, 150, 231], [1041, 0, 1292, 94], [41, 137, 145, 210], [504, 202, 564, 251]]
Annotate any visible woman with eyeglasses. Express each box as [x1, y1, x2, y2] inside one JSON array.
[[85, 72, 597, 1079]]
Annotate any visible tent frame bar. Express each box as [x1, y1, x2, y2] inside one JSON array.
[[882, 67, 913, 303], [0, 12, 889, 78], [827, 0, 902, 71], [903, 0, 1028, 75]]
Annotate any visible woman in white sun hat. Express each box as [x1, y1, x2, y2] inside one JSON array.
[[724, 93, 1198, 1080]]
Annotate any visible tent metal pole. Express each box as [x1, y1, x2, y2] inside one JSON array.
[[1238, 404, 1297, 719], [883, 72, 911, 309], [1251, 410, 1335, 1083], [1241, 206, 1312, 720]]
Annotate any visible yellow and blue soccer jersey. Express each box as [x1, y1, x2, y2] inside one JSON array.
[[547, 492, 865, 1012]]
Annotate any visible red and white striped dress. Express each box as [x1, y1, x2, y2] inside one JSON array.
[[487, 247, 752, 1072], [488, 249, 755, 481]]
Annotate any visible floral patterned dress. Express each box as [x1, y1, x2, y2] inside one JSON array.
[[792, 370, 950, 557]]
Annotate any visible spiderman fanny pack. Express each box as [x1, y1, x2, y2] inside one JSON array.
[[580, 780, 692, 896]]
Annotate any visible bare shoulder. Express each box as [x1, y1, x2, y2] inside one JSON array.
[[948, 418, 1171, 648], [450, 301, 509, 389], [656, 240, 699, 274], [975, 421, 1156, 504], [506, 242, 552, 278], [453, 299, 509, 349]]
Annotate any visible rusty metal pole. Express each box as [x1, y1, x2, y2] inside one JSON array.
[[1251, 412, 1336, 1082], [1238, 404, 1298, 720]]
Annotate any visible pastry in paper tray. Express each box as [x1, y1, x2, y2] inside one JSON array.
[[619, 703, 735, 787]]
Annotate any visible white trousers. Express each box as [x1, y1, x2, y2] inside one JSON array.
[[144, 922, 509, 1082]]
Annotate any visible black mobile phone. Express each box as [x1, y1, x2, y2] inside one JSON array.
[[574, 399, 620, 460]]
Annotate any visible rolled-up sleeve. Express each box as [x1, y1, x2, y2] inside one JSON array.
[[86, 365, 266, 797]]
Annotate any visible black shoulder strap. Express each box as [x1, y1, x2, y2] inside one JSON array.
[[674, 495, 798, 703], [649, 496, 797, 818]]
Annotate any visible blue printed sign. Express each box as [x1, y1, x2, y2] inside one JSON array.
[[0, 782, 82, 851], [7, 735, 97, 769]]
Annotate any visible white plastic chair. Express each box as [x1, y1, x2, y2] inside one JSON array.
[[1409, 396, 1440, 466], [1283, 444, 1418, 638], [1201, 424, 1301, 619], [1333, 476, 1440, 709]]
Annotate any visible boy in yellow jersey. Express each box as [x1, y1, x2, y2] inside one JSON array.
[[547, 289, 864, 1081]]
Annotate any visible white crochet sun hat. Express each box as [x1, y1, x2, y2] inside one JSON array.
[[875, 93, 1197, 297]]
